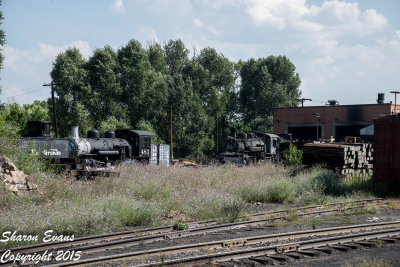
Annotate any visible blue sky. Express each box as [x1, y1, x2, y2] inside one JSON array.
[[2, 0, 400, 106]]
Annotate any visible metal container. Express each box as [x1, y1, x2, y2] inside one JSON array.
[[373, 115, 400, 192], [150, 144, 158, 165], [159, 144, 170, 166]]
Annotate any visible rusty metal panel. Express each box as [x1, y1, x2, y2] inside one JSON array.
[[373, 115, 400, 191]]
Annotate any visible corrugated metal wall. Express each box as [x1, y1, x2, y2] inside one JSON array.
[[149, 144, 170, 166], [373, 115, 400, 191]]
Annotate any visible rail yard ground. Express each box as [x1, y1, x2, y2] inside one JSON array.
[[1, 163, 400, 266]]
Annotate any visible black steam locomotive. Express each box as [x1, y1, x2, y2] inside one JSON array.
[[216, 132, 282, 164], [20, 121, 156, 174]]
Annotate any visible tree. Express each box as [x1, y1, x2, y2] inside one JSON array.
[[148, 42, 166, 73], [98, 116, 130, 136], [0, 0, 6, 96], [239, 56, 301, 131], [86, 46, 125, 128], [51, 48, 93, 137], [165, 75, 211, 161], [183, 47, 236, 155], [47, 39, 302, 162], [164, 39, 189, 76], [117, 40, 152, 127], [2, 101, 49, 135]]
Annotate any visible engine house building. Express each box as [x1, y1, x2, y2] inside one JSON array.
[[273, 99, 400, 141]]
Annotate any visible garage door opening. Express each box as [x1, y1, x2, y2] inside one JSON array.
[[288, 126, 321, 141], [335, 125, 369, 142]]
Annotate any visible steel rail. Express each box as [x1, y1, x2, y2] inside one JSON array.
[[0, 197, 382, 260], [72, 202, 385, 255], [46, 221, 400, 267], [139, 228, 400, 266], [0, 198, 382, 265]]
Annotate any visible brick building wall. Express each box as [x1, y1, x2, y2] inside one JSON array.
[[273, 104, 399, 141]]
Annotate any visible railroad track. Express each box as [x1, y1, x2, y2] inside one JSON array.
[[50, 221, 400, 266], [0, 198, 385, 266]]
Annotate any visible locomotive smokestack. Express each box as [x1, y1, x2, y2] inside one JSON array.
[[71, 126, 79, 139]]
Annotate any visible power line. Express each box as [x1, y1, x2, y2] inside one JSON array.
[[0, 86, 46, 101]]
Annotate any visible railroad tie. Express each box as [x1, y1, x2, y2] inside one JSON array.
[[251, 256, 275, 265], [296, 249, 323, 257], [314, 246, 339, 254]]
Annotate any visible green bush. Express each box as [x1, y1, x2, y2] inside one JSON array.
[[0, 115, 19, 156], [283, 143, 303, 166], [0, 114, 56, 176], [267, 179, 295, 203], [173, 221, 189, 230], [218, 198, 244, 223], [101, 199, 156, 227], [119, 205, 155, 227], [240, 186, 269, 203]]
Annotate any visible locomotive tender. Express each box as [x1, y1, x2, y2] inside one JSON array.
[[20, 121, 156, 173], [216, 132, 282, 164]]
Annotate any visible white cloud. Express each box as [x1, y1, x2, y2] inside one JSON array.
[[244, 0, 312, 29], [193, 18, 222, 35], [4, 40, 92, 72], [139, 26, 160, 44], [110, 0, 125, 14], [202, 0, 239, 9], [2, 41, 93, 104], [242, 0, 387, 36], [194, 18, 204, 27]]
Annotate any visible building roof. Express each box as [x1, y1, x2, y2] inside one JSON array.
[[274, 103, 393, 110]]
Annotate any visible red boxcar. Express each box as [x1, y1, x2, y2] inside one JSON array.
[[373, 115, 400, 192]]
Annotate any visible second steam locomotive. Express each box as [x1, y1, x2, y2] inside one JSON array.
[[216, 132, 284, 164]]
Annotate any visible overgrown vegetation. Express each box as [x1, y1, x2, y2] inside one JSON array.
[[0, 114, 54, 176], [283, 143, 303, 166], [0, 162, 385, 249], [173, 221, 189, 231]]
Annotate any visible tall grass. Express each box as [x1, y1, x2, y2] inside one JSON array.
[[0, 162, 380, 249]]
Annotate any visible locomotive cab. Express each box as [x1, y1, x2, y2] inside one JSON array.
[[264, 133, 280, 158], [115, 129, 156, 160]]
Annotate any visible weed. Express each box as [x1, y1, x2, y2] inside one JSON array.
[[117, 204, 155, 227], [267, 179, 295, 203], [343, 258, 393, 267], [218, 198, 244, 223], [344, 206, 377, 215], [173, 221, 189, 231], [387, 199, 400, 210], [240, 187, 269, 203], [283, 143, 302, 167], [284, 210, 298, 222]]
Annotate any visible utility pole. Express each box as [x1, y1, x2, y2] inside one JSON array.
[[169, 107, 173, 163], [312, 113, 320, 141], [216, 117, 219, 155], [298, 98, 312, 107], [43, 82, 59, 138], [390, 91, 400, 114]]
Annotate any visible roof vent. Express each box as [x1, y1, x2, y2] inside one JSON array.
[[377, 93, 384, 104], [327, 100, 339, 106]]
